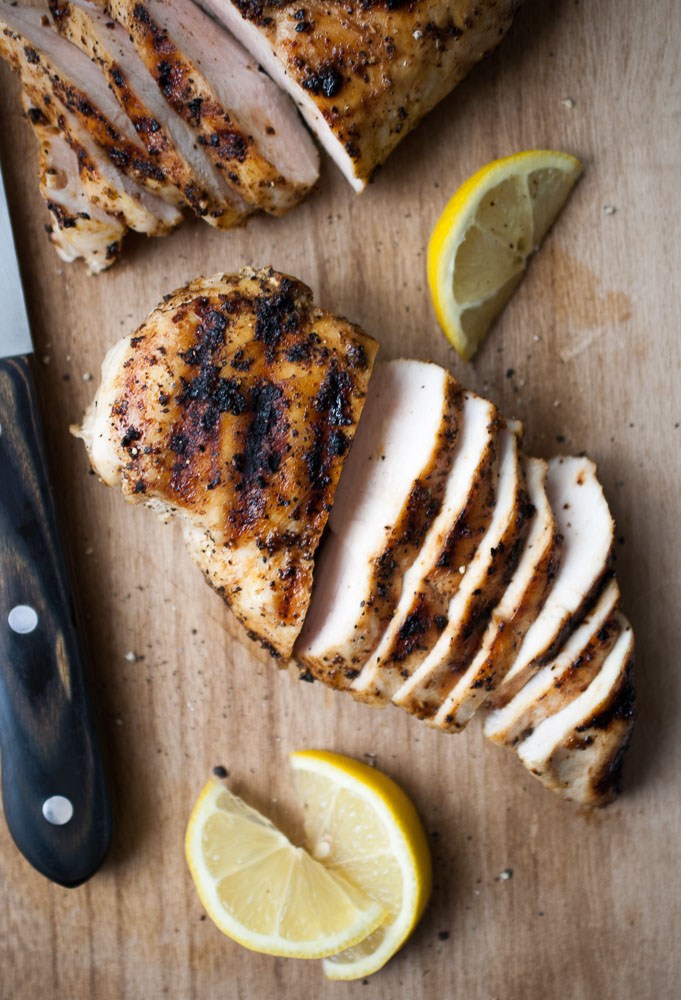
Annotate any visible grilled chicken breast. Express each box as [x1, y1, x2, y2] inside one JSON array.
[[22, 95, 127, 271], [16, 62, 183, 236], [75, 268, 377, 657], [484, 578, 621, 747], [0, 2, 184, 202], [103, 0, 319, 215], [295, 360, 461, 688], [199, 0, 520, 191], [351, 391, 499, 705], [432, 456, 561, 732], [393, 424, 533, 719], [200, 0, 520, 191], [487, 456, 615, 709], [76, 272, 635, 805], [516, 619, 635, 805], [49, 0, 249, 227]]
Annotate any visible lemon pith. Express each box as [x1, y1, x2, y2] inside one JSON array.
[[185, 777, 385, 959], [289, 750, 432, 980], [428, 150, 583, 360]]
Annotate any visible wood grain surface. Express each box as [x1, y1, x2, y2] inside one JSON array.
[[1, 1, 680, 997]]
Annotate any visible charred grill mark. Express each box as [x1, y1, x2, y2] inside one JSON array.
[[179, 371, 247, 431], [346, 340, 369, 370], [393, 598, 430, 661], [254, 279, 304, 359], [314, 361, 354, 426], [182, 298, 229, 364], [228, 381, 288, 535], [578, 653, 636, 733], [303, 360, 357, 518], [285, 331, 320, 363], [400, 479, 437, 548]]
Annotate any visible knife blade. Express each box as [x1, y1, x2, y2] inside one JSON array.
[[0, 166, 112, 887]]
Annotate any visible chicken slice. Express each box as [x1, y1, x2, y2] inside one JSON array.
[[104, 0, 319, 215], [393, 425, 533, 720], [74, 268, 377, 658], [432, 456, 562, 732], [486, 456, 615, 710], [484, 578, 621, 747], [18, 72, 183, 234], [0, 1, 182, 203], [22, 96, 127, 272], [49, 0, 250, 227], [294, 361, 462, 687], [351, 391, 499, 706], [515, 619, 635, 805], [199, 0, 519, 192]]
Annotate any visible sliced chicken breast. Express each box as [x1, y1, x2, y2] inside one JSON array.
[[49, 0, 249, 227], [484, 578, 621, 747], [74, 268, 377, 658], [393, 425, 533, 720], [516, 619, 635, 805], [351, 392, 499, 706], [199, 0, 519, 192], [18, 72, 183, 234], [295, 361, 462, 687], [0, 1, 182, 203], [105, 0, 319, 215], [23, 96, 127, 271], [432, 456, 561, 732], [487, 456, 615, 709]]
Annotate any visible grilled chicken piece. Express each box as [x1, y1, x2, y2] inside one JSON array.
[[75, 268, 377, 658], [103, 0, 319, 215], [49, 0, 249, 227], [432, 456, 561, 732], [351, 392, 499, 706], [484, 578, 621, 747], [295, 361, 462, 687], [22, 96, 127, 271], [393, 425, 533, 719], [487, 456, 615, 709], [515, 619, 635, 805], [0, 1, 182, 203], [17, 65, 183, 234], [199, 0, 520, 192]]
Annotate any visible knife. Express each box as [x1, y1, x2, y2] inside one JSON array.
[[0, 166, 112, 887]]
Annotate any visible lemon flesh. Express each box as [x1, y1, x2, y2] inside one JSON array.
[[290, 750, 432, 980], [428, 150, 583, 360], [185, 778, 385, 959]]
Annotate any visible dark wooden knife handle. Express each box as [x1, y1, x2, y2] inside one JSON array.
[[0, 355, 112, 887]]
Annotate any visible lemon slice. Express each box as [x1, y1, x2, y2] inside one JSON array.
[[428, 150, 583, 360], [185, 778, 385, 959], [290, 750, 432, 980]]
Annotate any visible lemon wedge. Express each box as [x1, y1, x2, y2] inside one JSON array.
[[428, 150, 583, 360], [185, 777, 385, 959], [290, 750, 432, 980]]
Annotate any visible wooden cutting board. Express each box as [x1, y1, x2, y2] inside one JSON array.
[[1, 1, 680, 997]]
